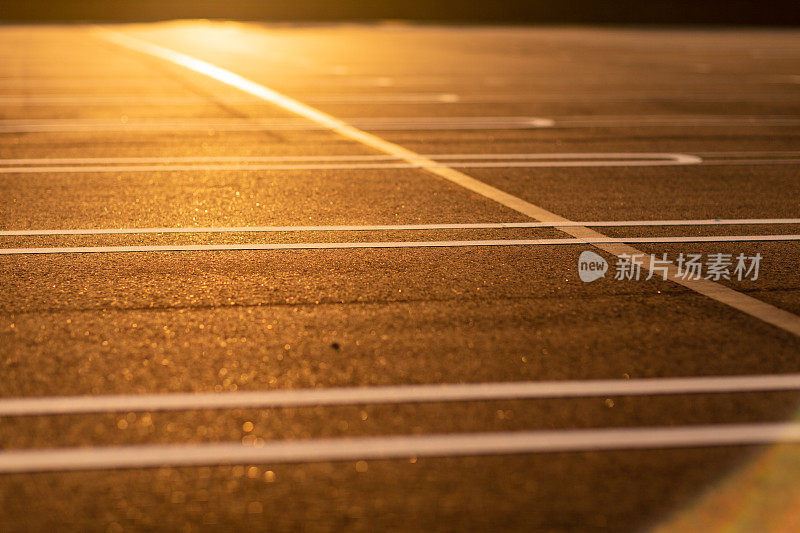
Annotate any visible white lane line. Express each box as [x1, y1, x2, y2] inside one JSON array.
[[12, 159, 800, 174], [3, 219, 800, 237], [692, 151, 800, 157], [0, 116, 556, 133], [96, 29, 800, 337], [2, 235, 799, 256], [4, 374, 800, 417], [2, 93, 799, 105], [4, 115, 800, 133], [0, 153, 704, 173], [8, 152, 800, 166], [0, 161, 705, 173], [0, 75, 786, 88], [0, 154, 407, 165], [698, 159, 800, 166], [3, 423, 800, 473], [0, 93, 465, 105], [0, 153, 700, 165], [553, 115, 800, 127], [6, 152, 800, 173], [0, 95, 258, 105]]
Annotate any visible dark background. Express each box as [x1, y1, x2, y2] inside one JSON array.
[[0, 0, 798, 25]]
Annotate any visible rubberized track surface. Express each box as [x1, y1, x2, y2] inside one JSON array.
[[1, 22, 800, 531]]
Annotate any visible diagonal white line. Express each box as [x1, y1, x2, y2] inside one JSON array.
[[3, 423, 800, 473], [1, 235, 799, 255], [3, 373, 800, 417], [94, 29, 800, 337]]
